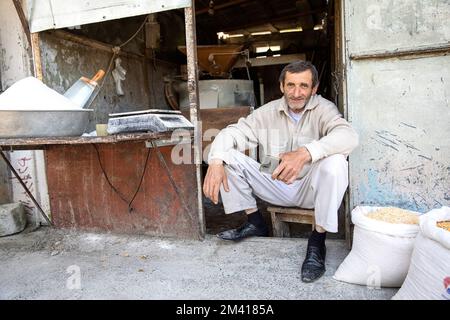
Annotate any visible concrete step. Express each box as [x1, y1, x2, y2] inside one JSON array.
[[0, 227, 398, 299], [0, 202, 26, 237]]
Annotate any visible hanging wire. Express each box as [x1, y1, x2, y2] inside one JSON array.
[[85, 48, 117, 115], [92, 143, 152, 213], [85, 15, 150, 111], [118, 15, 149, 49]]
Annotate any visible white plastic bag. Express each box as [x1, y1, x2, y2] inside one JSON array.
[[333, 206, 420, 288], [112, 58, 126, 96], [392, 207, 450, 300]]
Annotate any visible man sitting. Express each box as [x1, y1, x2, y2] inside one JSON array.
[[203, 61, 359, 282]]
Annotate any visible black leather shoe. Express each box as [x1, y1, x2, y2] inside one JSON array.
[[217, 222, 268, 241], [301, 245, 326, 283]]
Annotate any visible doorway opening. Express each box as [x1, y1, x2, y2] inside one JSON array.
[[193, 0, 346, 239]]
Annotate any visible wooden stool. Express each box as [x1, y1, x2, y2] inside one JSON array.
[[267, 206, 315, 237]]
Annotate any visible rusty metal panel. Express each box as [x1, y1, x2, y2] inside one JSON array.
[[45, 141, 200, 239], [344, 0, 450, 212]]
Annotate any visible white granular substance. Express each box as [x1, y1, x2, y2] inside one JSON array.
[[366, 207, 419, 224], [0, 77, 79, 110]]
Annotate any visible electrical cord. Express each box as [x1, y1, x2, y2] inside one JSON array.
[[92, 143, 152, 213], [127, 146, 152, 212]]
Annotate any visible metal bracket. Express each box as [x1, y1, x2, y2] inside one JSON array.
[[145, 133, 193, 148]]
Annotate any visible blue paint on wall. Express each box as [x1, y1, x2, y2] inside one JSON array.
[[357, 168, 427, 213]]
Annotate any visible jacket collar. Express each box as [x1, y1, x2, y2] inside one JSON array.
[[277, 94, 320, 115]]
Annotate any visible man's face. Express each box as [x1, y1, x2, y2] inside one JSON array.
[[280, 70, 318, 112]]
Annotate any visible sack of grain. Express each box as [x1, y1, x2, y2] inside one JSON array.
[[333, 206, 421, 287], [392, 206, 450, 300]]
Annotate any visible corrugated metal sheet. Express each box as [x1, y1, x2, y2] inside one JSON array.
[[344, 0, 450, 212], [25, 0, 191, 33]]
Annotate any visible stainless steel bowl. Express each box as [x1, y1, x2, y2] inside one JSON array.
[[0, 109, 93, 138]]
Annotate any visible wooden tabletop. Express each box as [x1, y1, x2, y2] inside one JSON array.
[[0, 130, 193, 150]]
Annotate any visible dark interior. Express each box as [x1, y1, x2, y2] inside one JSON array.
[[55, 0, 343, 238]]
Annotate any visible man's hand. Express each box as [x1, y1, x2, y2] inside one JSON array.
[[271, 147, 312, 184], [203, 159, 230, 204]]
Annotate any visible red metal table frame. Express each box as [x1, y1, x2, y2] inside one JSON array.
[[0, 131, 201, 239]]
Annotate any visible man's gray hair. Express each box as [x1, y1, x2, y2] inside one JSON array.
[[279, 61, 319, 87]]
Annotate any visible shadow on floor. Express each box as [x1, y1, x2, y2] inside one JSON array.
[[204, 197, 345, 240]]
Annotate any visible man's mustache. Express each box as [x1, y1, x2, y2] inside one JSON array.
[[288, 96, 306, 100]]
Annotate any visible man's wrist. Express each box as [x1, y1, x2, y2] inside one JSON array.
[[297, 147, 312, 163], [209, 159, 224, 165]]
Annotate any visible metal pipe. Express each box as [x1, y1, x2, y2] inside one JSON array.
[[184, 3, 205, 240], [338, 0, 352, 249], [0, 149, 53, 226]]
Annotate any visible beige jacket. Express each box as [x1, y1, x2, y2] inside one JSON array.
[[208, 94, 359, 178]]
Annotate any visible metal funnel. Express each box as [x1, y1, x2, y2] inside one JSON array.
[[178, 45, 244, 77]]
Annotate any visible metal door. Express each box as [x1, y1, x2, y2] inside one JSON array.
[[343, 0, 450, 212]]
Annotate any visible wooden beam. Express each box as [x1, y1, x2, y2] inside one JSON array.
[[267, 207, 314, 215], [46, 29, 176, 66], [196, 0, 251, 15], [48, 29, 141, 59], [184, 3, 205, 240], [31, 33, 43, 80], [219, 8, 326, 32], [12, 0, 31, 46], [350, 42, 450, 60], [0, 132, 176, 149], [270, 212, 290, 237]]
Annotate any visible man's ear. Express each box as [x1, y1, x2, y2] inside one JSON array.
[[312, 83, 319, 95], [279, 81, 284, 94]]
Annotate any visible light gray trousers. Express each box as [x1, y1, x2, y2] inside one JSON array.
[[219, 149, 349, 233]]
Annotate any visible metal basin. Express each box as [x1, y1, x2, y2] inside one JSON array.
[[0, 109, 93, 138]]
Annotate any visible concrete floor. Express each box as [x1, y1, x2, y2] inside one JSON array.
[[0, 226, 398, 300]]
